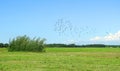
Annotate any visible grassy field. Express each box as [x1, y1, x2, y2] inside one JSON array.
[[0, 48, 120, 71]]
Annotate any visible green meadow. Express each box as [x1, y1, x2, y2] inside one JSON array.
[[0, 48, 120, 71]]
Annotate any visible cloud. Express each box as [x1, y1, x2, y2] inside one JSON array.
[[90, 31, 120, 41], [90, 36, 102, 41]]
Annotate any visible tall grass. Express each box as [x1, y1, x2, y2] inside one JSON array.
[[8, 35, 46, 52]]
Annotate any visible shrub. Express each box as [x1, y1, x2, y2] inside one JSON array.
[[8, 35, 46, 52], [0, 43, 9, 48]]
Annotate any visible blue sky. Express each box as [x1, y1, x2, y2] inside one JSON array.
[[0, 0, 120, 45]]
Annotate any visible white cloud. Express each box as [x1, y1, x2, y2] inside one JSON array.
[[90, 31, 120, 41], [90, 36, 102, 41]]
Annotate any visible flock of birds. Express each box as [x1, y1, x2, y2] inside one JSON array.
[[54, 18, 97, 38], [53, 18, 120, 44]]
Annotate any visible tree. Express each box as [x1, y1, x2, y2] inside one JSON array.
[[8, 35, 46, 52]]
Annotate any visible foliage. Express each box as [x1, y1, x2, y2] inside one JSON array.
[[0, 43, 9, 48], [46, 44, 106, 47], [8, 35, 46, 52], [46, 44, 120, 48]]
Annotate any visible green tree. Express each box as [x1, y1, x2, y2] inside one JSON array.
[[8, 35, 46, 52]]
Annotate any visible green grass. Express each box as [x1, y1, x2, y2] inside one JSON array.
[[0, 48, 120, 71], [46, 47, 120, 52]]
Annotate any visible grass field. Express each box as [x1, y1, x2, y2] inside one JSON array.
[[0, 48, 120, 71]]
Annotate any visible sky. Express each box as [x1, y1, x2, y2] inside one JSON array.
[[0, 0, 120, 45]]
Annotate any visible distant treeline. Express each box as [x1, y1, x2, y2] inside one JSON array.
[[45, 43, 120, 48], [0, 43, 9, 48], [0, 43, 120, 48]]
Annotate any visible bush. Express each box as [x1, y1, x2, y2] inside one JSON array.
[[8, 35, 46, 52], [0, 43, 9, 48], [0, 43, 4, 47]]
